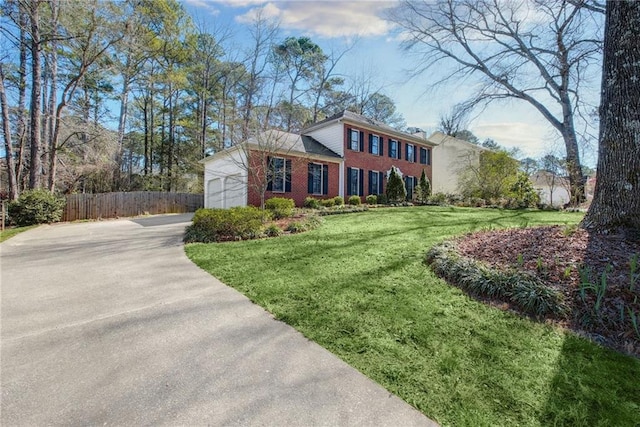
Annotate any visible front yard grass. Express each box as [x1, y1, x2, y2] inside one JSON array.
[[186, 206, 640, 427], [0, 225, 37, 242]]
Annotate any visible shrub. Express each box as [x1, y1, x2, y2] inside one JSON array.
[[365, 195, 378, 205], [8, 189, 66, 226], [319, 198, 335, 207], [184, 206, 270, 243], [386, 167, 406, 203], [264, 224, 282, 237], [304, 197, 320, 209], [376, 194, 388, 205], [348, 195, 361, 206], [508, 172, 541, 208], [427, 192, 447, 205], [286, 215, 323, 233], [333, 196, 344, 206], [265, 197, 295, 219]]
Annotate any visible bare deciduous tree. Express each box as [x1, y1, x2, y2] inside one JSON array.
[[389, 0, 603, 205]]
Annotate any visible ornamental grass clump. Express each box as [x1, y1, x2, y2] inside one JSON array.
[[426, 241, 566, 317]]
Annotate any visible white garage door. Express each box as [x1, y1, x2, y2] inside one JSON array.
[[224, 174, 245, 208], [206, 178, 223, 208]]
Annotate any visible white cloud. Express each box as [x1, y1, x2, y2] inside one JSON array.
[[235, 1, 396, 38], [183, 0, 221, 16]]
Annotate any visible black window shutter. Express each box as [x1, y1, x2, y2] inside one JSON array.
[[405, 145, 409, 161], [378, 171, 384, 194], [398, 142, 402, 160], [359, 169, 364, 196], [413, 147, 417, 163], [368, 170, 373, 195], [427, 149, 431, 165], [347, 128, 352, 150], [322, 165, 328, 195], [285, 159, 292, 192], [359, 131, 364, 152], [388, 140, 392, 158], [307, 163, 314, 193], [346, 167, 352, 195], [266, 156, 273, 191], [379, 137, 384, 156], [368, 134, 373, 154], [420, 147, 426, 164]]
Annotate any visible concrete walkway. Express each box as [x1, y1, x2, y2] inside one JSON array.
[[1, 214, 437, 426]]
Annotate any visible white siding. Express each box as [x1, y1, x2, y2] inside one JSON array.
[[203, 150, 248, 208], [432, 139, 482, 194], [306, 122, 344, 156]]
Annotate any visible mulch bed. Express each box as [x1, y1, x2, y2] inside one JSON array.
[[455, 225, 640, 357]]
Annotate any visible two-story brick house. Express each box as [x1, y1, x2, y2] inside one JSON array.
[[203, 110, 436, 208]]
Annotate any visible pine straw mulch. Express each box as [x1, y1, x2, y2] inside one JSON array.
[[454, 225, 640, 358]]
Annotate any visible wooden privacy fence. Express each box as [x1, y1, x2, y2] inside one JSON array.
[[62, 192, 204, 222]]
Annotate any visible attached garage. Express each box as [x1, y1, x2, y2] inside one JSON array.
[[203, 149, 248, 209]]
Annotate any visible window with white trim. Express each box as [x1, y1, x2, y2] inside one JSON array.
[[270, 157, 286, 192], [350, 129, 360, 151]]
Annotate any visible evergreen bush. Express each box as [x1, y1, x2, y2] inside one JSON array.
[[386, 167, 406, 203], [304, 197, 320, 209], [365, 195, 378, 205], [265, 197, 295, 219], [8, 189, 66, 226], [348, 195, 361, 205], [416, 170, 431, 204], [333, 196, 344, 206], [184, 207, 271, 243]]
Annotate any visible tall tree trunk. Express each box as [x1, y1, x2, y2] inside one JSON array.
[[16, 3, 28, 192], [115, 55, 132, 190], [28, 0, 43, 190], [582, 1, 640, 232], [0, 66, 19, 200], [46, 0, 59, 192]]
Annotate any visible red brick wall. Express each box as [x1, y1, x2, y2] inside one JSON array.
[[343, 125, 433, 201], [246, 150, 341, 207]]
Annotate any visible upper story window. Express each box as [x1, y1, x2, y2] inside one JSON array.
[[420, 147, 431, 165], [406, 144, 415, 162], [388, 139, 399, 159], [370, 134, 381, 155], [349, 129, 361, 151]]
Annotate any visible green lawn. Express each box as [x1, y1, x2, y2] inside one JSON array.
[[0, 225, 37, 242], [186, 206, 640, 427]]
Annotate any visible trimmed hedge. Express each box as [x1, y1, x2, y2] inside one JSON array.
[[426, 241, 566, 317], [265, 197, 295, 219], [8, 189, 66, 226], [184, 207, 271, 243], [348, 195, 361, 206]]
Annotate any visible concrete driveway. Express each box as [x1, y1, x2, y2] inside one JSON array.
[[1, 214, 437, 426]]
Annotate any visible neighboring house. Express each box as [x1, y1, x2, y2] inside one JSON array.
[[203, 110, 436, 208], [428, 131, 486, 194], [530, 171, 571, 207]]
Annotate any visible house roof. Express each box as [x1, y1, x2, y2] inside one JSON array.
[[247, 129, 342, 159], [303, 109, 436, 146], [427, 131, 489, 151], [202, 129, 342, 163]]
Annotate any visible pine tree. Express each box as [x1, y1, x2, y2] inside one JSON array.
[[417, 169, 431, 203], [386, 167, 406, 203]]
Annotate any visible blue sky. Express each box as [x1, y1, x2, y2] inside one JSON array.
[[181, 0, 599, 165]]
